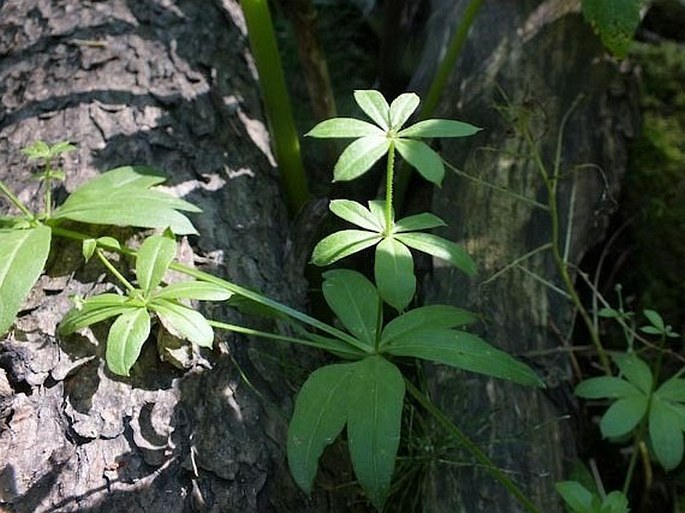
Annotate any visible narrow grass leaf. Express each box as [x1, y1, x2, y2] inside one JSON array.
[[329, 199, 382, 231], [150, 298, 214, 347], [395, 232, 476, 276], [106, 307, 151, 376], [393, 213, 446, 233], [394, 139, 444, 186], [136, 234, 176, 294], [389, 93, 419, 129], [354, 90, 390, 130], [333, 136, 389, 182], [599, 394, 648, 438], [649, 397, 684, 470], [613, 353, 653, 394], [288, 363, 355, 494], [385, 328, 543, 387], [306, 118, 385, 138], [398, 119, 481, 138], [322, 270, 380, 347], [374, 237, 415, 311], [0, 225, 51, 336], [153, 281, 232, 301], [574, 376, 639, 399], [380, 305, 477, 346], [311, 230, 381, 266], [347, 356, 405, 511]]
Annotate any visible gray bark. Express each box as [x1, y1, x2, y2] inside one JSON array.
[[411, 1, 639, 512], [0, 1, 345, 512]]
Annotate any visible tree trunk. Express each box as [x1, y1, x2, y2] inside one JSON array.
[[0, 2, 347, 512], [411, 1, 639, 511]]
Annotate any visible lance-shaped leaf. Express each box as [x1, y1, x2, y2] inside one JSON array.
[[153, 281, 232, 301], [306, 118, 385, 138], [288, 362, 355, 493], [581, 0, 641, 58], [394, 138, 445, 186], [106, 307, 151, 376], [393, 212, 446, 233], [380, 305, 477, 347], [368, 200, 390, 231], [395, 232, 476, 276], [333, 136, 389, 182], [0, 225, 51, 336], [329, 200, 382, 231], [613, 353, 653, 394], [59, 294, 131, 335], [347, 356, 405, 511], [575, 376, 640, 399], [149, 298, 214, 348], [322, 270, 380, 347], [374, 237, 415, 311], [53, 166, 200, 235], [655, 377, 685, 403], [311, 230, 381, 266], [354, 90, 390, 130], [600, 393, 648, 438], [555, 481, 594, 513], [299, 332, 370, 359], [649, 397, 684, 470], [398, 119, 481, 138], [136, 233, 176, 294], [389, 93, 419, 129], [385, 328, 543, 387]]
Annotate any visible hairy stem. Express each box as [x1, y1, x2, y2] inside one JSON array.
[[95, 248, 136, 293], [384, 141, 396, 235], [405, 379, 542, 513]]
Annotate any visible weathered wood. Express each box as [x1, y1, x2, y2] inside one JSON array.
[[0, 1, 342, 511], [411, 1, 639, 511]]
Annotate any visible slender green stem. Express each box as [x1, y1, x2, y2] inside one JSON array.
[[384, 141, 396, 235], [241, 0, 310, 215], [43, 159, 53, 218], [405, 379, 542, 513], [0, 180, 35, 219], [95, 248, 136, 293]]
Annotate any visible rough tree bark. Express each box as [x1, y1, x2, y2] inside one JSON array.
[[0, 2, 351, 512], [410, 1, 639, 512]]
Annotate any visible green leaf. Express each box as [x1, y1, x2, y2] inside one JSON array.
[[329, 199, 382, 232], [368, 200, 390, 231], [48, 141, 77, 157], [96, 236, 121, 251], [153, 281, 232, 301], [655, 377, 685, 403], [389, 93, 419, 130], [82, 238, 97, 262], [601, 491, 629, 513], [640, 326, 663, 335], [394, 212, 446, 233], [600, 394, 648, 438], [333, 136, 389, 182], [59, 294, 132, 335], [322, 270, 380, 347], [556, 481, 594, 513], [575, 376, 640, 399], [398, 119, 481, 139], [347, 356, 405, 511], [0, 226, 51, 336], [598, 307, 620, 318], [613, 353, 653, 394], [52, 166, 200, 235], [395, 232, 476, 276], [149, 298, 214, 347], [287, 362, 355, 494], [105, 307, 151, 376], [354, 90, 390, 130], [311, 230, 381, 266], [385, 328, 543, 387], [581, 0, 641, 58], [306, 118, 385, 138], [649, 397, 684, 471], [21, 140, 50, 160], [374, 237, 415, 311], [136, 233, 176, 294], [643, 309, 665, 330], [299, 332, 369, 359], [394, 138, 444, 186], [380, 305, 477, 347]]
